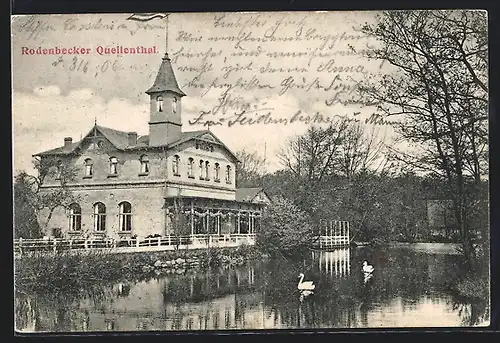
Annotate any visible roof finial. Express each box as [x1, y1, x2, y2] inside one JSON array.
[[94, 117, 97, 126]]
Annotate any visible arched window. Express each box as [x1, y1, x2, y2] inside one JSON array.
[[205, 161, 210, 180], [156, 96, 163, 112], [173, 155, 180, 176], [214, 163, 220, 182], [55, 160, 63, 180], [225, 165, 232, 184], [199, 159, 204, 179], [109, 157, 118, 175], [172, 97, 177, 113], [119, 202, 132, 232], [68, 203, 81, 232], [84, 158, 93, 177], [188, 157, 194, 178], [140, 155, 149, 174], [93, 202, 106, 232]]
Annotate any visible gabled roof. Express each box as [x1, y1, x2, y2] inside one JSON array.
[[34, 125, 240, 162], [235, 187, 270, 203], [145, 54, 186, 97], [34, 125, 133, 157]]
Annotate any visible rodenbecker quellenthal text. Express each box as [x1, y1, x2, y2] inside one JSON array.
[[21, 45, 159, 56]]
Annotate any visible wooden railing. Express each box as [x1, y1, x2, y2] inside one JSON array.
[[13, 234, 257, 254], [317, 235, 350, 248]]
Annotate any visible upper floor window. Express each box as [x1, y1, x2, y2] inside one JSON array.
[[55, 160, 63, 180], [93, 202, 106, 232], [188, 157, 194, 178], [156, 96, 163, 112], [109, 157, 118, 175], [119, 202, 132, 232], [214, 163, 220, 182], [205, 161, 210, 180], [140, 155, 149, 174], [199, 159, 205, 179], [172, 97, 177, 113], [84, 158, 93, 177], [68, 203, 82, 232], [225, 165, 232, 184], [173, 155, 180, 176]]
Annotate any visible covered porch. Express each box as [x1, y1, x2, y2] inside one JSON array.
[[164, 196, 264, 240]]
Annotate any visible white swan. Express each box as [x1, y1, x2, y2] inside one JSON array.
[[362, 261, 374, 274], [298, 273, 315, 291]]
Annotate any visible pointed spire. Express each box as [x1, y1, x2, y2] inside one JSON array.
[[146, 54, 186, 96], [145, 13, 185, 97]]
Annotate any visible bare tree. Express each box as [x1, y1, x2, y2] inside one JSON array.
[[337, 123, 387, 180], [235, 149, 266, 187], [355, 10, 488, 266], [277, 119, 350, 183]]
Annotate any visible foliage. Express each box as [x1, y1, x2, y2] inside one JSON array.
[[14, 157, 80, 237], [14, 175, 43, 239], [257, 196, 315, 257]]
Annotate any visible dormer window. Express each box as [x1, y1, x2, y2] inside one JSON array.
[[173, 155, 180, 176], [140, 155, 149, 174], [84, 158, 93, 177], [156, 96, 163, 112], [172, 97, 177, 113], [109, 157, 118, 175]]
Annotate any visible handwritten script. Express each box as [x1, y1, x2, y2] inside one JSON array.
[[12, 13, 395, 128]]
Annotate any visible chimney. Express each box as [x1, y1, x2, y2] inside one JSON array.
[[128, 132, 138, 146], [64, 137, 72, 146]]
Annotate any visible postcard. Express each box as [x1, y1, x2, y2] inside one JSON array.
[[12, 10, 490, 332]]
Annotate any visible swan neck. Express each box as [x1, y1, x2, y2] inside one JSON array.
[[298, 274, 304, 286]]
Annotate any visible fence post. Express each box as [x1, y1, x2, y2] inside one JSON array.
[[158, 237, 161, 246], [168, 235, 171, 246], [69, 239, 73, 250], [136, 238, 139, 248], [53, 238, 57, 254]]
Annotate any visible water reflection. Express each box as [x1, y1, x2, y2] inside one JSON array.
[[312, 248, 351, 277], [15, 246, 489, 332]]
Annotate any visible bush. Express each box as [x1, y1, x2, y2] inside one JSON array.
[[256, 196, 314, 257]]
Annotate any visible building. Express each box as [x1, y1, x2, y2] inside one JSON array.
[[34, 49, 270, 242]]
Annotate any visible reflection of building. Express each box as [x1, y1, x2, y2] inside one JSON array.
[[34, 46, 270, 241], [72, 265, 282, 331], [312, 248, 351, 277]]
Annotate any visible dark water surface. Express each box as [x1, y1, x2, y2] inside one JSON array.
[[14, 245, 489, 332]]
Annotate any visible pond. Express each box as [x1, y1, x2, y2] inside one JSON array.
[[14, 245, 490, 332]]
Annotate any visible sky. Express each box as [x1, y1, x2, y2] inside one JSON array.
[[11, 11, 402, 176]]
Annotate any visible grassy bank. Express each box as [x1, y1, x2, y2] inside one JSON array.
[[14, 245, 260, 292]]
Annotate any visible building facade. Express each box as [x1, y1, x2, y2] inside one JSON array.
[[34, 52, 270, 241]]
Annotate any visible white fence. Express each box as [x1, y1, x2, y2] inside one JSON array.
[[14, 234, 256, 255], [315, 220, 350, 248]]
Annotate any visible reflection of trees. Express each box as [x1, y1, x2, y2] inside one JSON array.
[[259, 247, 477, 328], [451, 295, 489, 327], [14, 284, 116, 332], [15, 247, 488, 331], [162, 265, 259, 304]]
